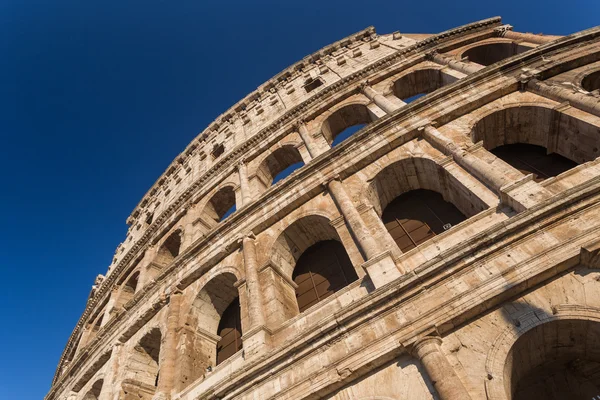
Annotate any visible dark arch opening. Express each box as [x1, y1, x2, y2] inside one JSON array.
[[292, 240, 358, 313], [491, 144, 578, 182], [322, 103, 375, 146], [257, 145, 305, 190], [216, 297, 242, 365], [205, 186, 237, 223], [582, 70, 600, 93], [83, 379, 103, 400], [509, 319, 600, 400], [382, 189, 466, 252], [462, 42, 534, 66], [393, 69, 458, 103], [133, 328, 161, 388]]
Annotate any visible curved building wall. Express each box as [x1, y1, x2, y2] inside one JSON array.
[[47, 17, 600, 400]]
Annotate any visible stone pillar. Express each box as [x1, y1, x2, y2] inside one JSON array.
[[240, 234, 270, 357], [101, 285, 122, 326], [98, 342, 124, 400], [420, 124, 553, 211], [326, 178, 401, 287], [296, 121, 321, 159], [156, 291, 183, 399], [527, 79, 600, 117], [237, 161, 253, 206], [502, 30, 561, 45], [361, 83, 402, 114], [430, 52, 484, 75], [412, 336, 472, 400]]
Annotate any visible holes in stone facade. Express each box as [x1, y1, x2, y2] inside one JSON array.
[[582, 70, 600, 93], [461, 42, 534, 66], [292, 240, 358, 313], [509, 319, 600, 400], [491, 144, 577, 182], [321, 104, 376, 146], [303, 77, 324, 93], [256, 145, 305, 191], [382, 189, 466, 252], [211, 143, 225, 159]]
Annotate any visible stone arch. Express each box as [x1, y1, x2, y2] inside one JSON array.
[[485, 307, 600, 400], [270, 214, 359, 314], [114, 269, 141, 312], [82, 379, 103, 400], [180, 271, 242, 382], [363, 156, 487, 218], [123, 327, 163, 398], [392, 67, 457, 102], [154, 229, 182, 268], [320, 102, 377, 145], [197, 184, 237, 229], [581, 69, 600, 93], [459, 39, 535, 66], [253, 144, 305, 193], [470, 104, 599, 179]]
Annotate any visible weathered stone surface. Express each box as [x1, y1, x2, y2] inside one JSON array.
[[47, 18, 600, 400]]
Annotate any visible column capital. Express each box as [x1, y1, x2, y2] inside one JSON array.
[[322, 175, 342, 189], [493, 24, 514, 37], [412, 335, 443, 358], [424, 50, 438, 61]]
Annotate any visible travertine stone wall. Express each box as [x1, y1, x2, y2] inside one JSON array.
[[48, 17, 600, 400]]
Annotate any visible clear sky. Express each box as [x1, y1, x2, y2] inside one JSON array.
[[0, 1, 597, 399]]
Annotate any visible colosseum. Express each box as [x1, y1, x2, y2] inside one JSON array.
[[47, 17, 600, 400]]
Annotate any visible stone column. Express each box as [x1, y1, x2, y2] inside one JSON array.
[[526, 79, 600, 117], [296, 121, 321, 159], [420, 124, 553, 211], [413, 336, 472, 400], [501, 30, 561, 45], [98, 342, 124, 400], [237, 161, 253, 206], [361, 83, 402, 114], [326, 178, 401, 287], [430, 52, 484, 75], [240, 234, 270, 357], [156, 291, 183, 399]]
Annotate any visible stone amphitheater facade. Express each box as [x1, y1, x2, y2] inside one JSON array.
[[47, 17, 600, 400]]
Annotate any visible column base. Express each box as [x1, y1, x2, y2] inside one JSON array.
[[361, 251, 402, 288], [241, 325, 272, 359]]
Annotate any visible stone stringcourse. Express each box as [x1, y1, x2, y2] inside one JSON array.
[[48, 16, 600, 400]]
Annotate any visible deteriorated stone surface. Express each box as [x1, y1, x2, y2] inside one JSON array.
[[47, 17, 600, 400]]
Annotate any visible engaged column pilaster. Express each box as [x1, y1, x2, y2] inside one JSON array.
[[412, 336, 472, 400], [326, 177, 401, 287]]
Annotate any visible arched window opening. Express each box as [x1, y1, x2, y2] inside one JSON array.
[[82, 379, 103, 400], [508, 319, 600, 400], [582, 70, 600, 93], [185, 273, 241, 378], [292, 240, 358, 313], [471, 106, 596, 177], [462, 42, 534, 66], [393, 69, 457, 103], [155, 230, 182, 267], [382, 189, 466, 252], [202, 186, 237, 225], [491, 144, 578, 182], [331, 124, 365, 147], [129, 328, 161, 389], [115, 271, 140, 310], [216, 297, 242, 365], [322, 103, 376, 146], [256, 145, 305, 192]]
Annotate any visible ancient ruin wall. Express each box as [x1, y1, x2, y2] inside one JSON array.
[[48, 16, 600, 400]]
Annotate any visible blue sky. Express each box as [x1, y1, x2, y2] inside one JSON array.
[[0, 1, 597, 399]]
